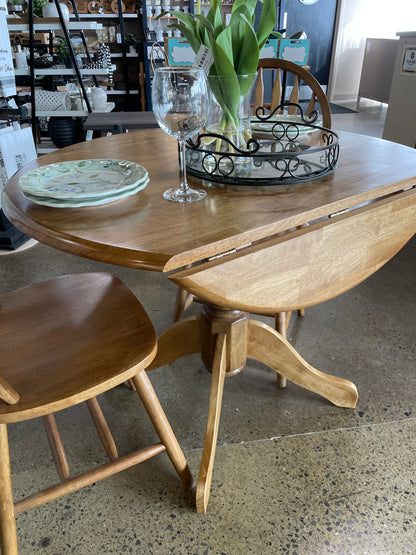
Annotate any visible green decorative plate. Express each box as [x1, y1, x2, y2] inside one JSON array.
[[19, 159, 148, 200], [22, 178, 149, 208]]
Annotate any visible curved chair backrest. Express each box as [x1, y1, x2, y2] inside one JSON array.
[[254, 58, 332, 129]]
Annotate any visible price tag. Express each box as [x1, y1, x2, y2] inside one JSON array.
[[192, 45, 213, 73]]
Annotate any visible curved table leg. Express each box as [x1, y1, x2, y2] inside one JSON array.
[[147, 316, 203, 370], [196, 333, 227, 514], [147, 307, 358, 515], [247, 319, 358, 408]]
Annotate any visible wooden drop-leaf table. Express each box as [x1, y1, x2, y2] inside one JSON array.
[[3, 129, 416, 514]]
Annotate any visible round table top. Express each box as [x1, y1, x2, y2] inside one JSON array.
[[3, 128, 416, 272]]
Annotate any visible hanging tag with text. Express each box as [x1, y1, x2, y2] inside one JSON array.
[[192, 44, 213, 73]]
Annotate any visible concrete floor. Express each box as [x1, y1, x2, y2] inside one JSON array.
[[1, 101, 416, 554]]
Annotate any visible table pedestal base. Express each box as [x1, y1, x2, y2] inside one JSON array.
[[148, 304, 358, 513]]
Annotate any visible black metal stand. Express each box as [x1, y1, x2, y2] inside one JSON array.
[[53, 0, 92, 113], [28, 0, 36, 143], [68, 0, 98, 87], [117, 0, 130, 95], [26, 0, 94, 134], [0, 211, 29, 251]]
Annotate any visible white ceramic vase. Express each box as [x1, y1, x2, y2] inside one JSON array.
[[42, 2, 70, 21], [91, 87, 107, 110]]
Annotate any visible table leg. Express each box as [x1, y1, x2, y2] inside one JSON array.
[[148, 304, 358, 513], [247, 319, 358, 408], [196, 333, 227, 514], [274, 311, 290, 388], [147, 315, 203, 371]]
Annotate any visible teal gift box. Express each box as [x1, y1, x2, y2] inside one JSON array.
[[259, 38, 279, 59], [166, 38, 196, 66], [278, 39, 310, 66], [166, 37, 281, 66], [164, 37, 310, 67]]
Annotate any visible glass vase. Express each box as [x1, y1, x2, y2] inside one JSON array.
[[204, 73, 257, 172]]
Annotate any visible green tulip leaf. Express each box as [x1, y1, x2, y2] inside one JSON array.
[[212, 2, 225, 37], [210, 41, 241, 125], [229, 3, 254, 25], [235, 22, 259, 80], [229, 17, 245, 69], [193, 13, 215, 45], [216, 25, 235, 68], [231, 0, 258, 21], [168, 11, 196, 33], [257, 0, 277, 50], [167, 23, 200, 54]]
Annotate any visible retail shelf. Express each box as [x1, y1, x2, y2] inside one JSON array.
[[14, 67, 116, 76], [69, 13, 138, 18], [36, 102, 115, 118], [106, 90, 139, 95], [36, 139, 58, 154], [7, 19, 103, 32], [110, 53, 138, 58]]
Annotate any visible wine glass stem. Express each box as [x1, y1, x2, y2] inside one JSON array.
[[178, 139, 190, 195]]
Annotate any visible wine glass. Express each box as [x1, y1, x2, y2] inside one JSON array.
[[152, 67, 208, 203]]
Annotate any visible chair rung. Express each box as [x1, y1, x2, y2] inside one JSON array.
[[14, 443, 166, 514]]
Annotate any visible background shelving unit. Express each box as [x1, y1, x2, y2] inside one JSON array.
[[142, 0, 194, 110], [7, 8, 102, 145], [6, 0, 145, 152], [69, 8, 143, 109]]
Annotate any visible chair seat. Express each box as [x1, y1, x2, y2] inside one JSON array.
[[0, 273, 157, 423]]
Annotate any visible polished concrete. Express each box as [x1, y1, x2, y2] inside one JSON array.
[[1, 102, 416, 554]]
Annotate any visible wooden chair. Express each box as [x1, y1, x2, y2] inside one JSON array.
[[0, 272, 192, 555], [254, 58, 332, 128], [174, 60, 332, 386]]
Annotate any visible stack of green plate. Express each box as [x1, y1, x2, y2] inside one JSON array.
[[19, 159, 149, 208]]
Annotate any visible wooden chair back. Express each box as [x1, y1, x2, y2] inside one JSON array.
[[254, 58, 332, 128]]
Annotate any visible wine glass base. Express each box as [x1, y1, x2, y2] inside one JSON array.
[[163, 187, 207, 203]]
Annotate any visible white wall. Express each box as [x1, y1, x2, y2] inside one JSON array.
[[328, 0, 416, 102]]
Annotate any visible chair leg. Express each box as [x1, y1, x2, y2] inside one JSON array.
[[0, 423, 18, 555], [131, 371, 193, 490], [43, 414, 70, 481], [86, 398, 118, 460], [126, 379, 136, 391]]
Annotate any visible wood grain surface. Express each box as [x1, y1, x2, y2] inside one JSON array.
[[2, 129, 416, 273]]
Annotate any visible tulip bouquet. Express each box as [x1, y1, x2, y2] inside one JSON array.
[[165, 0, 280, 146]]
